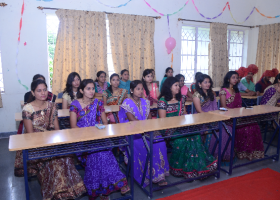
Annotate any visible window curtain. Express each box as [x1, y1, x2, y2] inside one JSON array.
[[255, 23, 280, 82], [52, 9, 108, 95], [107, 13, 155, 80], [208, 23, 228, 87]]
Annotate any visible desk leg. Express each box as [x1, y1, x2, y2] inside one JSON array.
[[217, 122, 222, 179], [229, 118, 237, 175], [129, 135, 134, 199], [149, 132, 154, 198], [23, 150, 30, 200]]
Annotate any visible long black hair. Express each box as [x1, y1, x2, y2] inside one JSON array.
[[142, 69, 153, 96], [32, 74, 45, 81], [108, 73, 120, 93], [95, 71, 106, 82], [159, 77, 181, 101], [130, 80, 143, 98], [273, 73, 280, 84], [63, 72, 81, 101], [175, 74, 185, 82], [194, 72, 203, 81], [77, 79, 95, 98], [222, 71, 239, 93], [120, 69, 129, 80], [164, 67, 173, 77], [27, 79, 48, 103], [195, 74, 214, 101]]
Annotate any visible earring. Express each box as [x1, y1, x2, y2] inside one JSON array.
[[199, 85, 201, 88]]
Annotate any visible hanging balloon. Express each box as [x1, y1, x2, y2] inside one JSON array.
[[165, 37, 176, 54]]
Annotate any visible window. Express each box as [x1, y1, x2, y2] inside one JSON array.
[[228, 30, 245, 71], [0, 38, 4, 93], [181, 26, 210, 84], [46, 15, 115, 88], [181, 25, 246, 84]]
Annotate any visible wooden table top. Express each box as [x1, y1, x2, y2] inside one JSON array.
[[210, 105, 280, 118], [9, 121, 143, 151], [135, 112, 230, 132], [15, 105, 120, 121]]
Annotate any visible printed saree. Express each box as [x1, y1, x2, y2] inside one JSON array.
[[118, 98, 169, 187]]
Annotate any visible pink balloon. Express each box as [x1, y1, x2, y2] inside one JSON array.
[[165, 37, 176, 54]]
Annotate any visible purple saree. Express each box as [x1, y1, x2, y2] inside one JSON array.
[[260, 85, 280, 106], [219, 88, 264, 160], [118, 98, 169, 187], [193, 92, 232, 162], [70, 99, 128, 199]]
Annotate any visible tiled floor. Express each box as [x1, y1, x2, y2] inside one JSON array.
[[1, 135, 279, 200]]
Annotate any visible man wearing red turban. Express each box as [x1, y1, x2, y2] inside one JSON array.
[[255, 68, 279, 95], [236, 66, 256, 96], [240, 64, 258, 95]]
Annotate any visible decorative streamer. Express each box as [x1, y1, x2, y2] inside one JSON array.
[[15, 0, 28, 90], [167, 15, 171, 37], [95, 0, 133, 8], [142, 0, 280, 23], [143, 0, 190, 16]]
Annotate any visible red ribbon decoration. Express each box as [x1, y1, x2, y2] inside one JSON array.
[[18, 0, 24, 42]]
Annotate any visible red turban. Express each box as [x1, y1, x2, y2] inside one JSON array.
[[236, 67, 246, 78], [259, 68, 279, 82], [246, 64, 259, 76]]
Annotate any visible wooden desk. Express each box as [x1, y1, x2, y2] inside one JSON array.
[[210, 105, 280, 118], [15, 106, 121, 121], [9, 121, 142, 151], [210, 105, 280, 175], [213, 87, 221, 92], [136, 112, 230, 132]]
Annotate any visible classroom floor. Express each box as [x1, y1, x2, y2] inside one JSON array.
[[1, 131, 279, 200]]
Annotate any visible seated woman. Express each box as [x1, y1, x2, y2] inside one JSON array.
[[94, 71, 110, 98], [24, 74, 56, 103], [103, 73, 128, 123], [260, 73, 280, 106], [160, 67, 173, 91], [19, 74, 56, 134], [175, 74, 193, 100], [190, 72, 203, 94], [158, 77, 217, 178], [220, 71, 264, 160], [62, 72, 81, 109], [118, 80, 169, 187], [119, 69, 131, 94], [14, 79, 86, 200], [70, 79, 129, 200], [193, 74, 232, 163]]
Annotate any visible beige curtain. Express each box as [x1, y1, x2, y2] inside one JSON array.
[[107, 13, 155, 80], [255, 23, 280, 82], [208, 23, 228, 87], [52, 9, 108, 95]]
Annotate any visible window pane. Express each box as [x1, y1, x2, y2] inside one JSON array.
[[181, 26, 196, 40], [229, 57, 242, 71], [197, 55, 209, 74], [181, 40, 195, 55]]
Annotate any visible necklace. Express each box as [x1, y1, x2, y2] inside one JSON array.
[[81, 99, 92, 127], [131, 97, 140, 107], [33, 101, 46, 116]]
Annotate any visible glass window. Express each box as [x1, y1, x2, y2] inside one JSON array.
[[0, 38, 4, 93]]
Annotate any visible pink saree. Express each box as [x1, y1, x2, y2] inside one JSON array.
[[220, 88, 264, 160]]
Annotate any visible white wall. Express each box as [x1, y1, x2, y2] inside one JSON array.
[[0, 0, 278, 132]]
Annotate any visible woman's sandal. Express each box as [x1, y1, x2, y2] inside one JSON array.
[[121, 185, 130, 195], [158, 180, 168, 186]]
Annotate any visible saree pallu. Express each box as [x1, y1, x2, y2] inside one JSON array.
[[193, 95, 233, 162], [158, 97, 217, 178], [220, 89, 264, 160], [14, 152, 86, 200], [118, 98, 169, 187]]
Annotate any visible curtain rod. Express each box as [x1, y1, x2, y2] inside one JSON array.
[[37, 6, 161, 19], [178, 18, 255, 28]]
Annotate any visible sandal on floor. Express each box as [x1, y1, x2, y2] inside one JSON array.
[[158, 180, 168, 186], [121, 185, 130, 195]]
